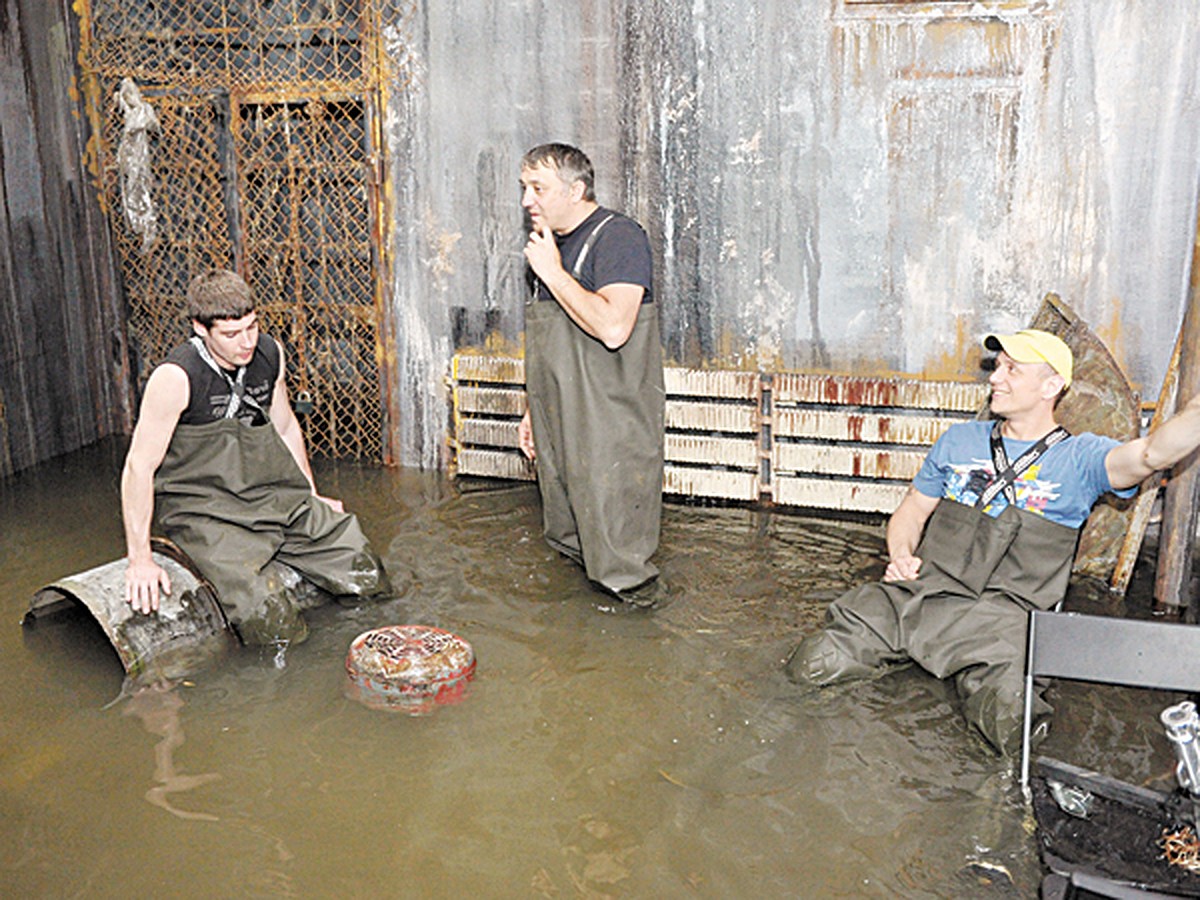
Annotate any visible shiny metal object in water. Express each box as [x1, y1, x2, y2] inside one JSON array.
[[1047, 779, 1095, 819], [23, 538, 236, 681], [1161, 700, 1200, 795]]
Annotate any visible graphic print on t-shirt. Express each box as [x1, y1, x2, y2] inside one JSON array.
[[943, 458, 1061, 516]]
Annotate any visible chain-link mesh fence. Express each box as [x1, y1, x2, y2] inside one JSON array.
[[81, 0, 409, 462]]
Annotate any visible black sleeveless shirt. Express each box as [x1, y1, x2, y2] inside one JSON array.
[[164, 334, 281, 426]]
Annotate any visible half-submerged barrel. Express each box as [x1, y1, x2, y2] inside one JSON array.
[[23, 538, 237, 680]]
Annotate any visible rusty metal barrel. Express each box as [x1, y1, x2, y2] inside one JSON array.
[[345, 625, 476, 714], [23, 538, 237, 680]]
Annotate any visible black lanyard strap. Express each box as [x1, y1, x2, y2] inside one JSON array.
[[189, 336, 266, 421], [977, 421, 1070, 509]]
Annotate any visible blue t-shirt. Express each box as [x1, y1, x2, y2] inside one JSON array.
[[912, 420, 1135, 529]]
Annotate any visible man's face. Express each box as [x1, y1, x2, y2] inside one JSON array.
[[520, 162, 581, 233], [194, 311, 259, 370], [988, 350, 1061, 416]]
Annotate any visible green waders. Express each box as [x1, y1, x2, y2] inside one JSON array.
[[524, 299, 665, 594], [785, 499, 1079, 754], [155, 419, 390, 645]]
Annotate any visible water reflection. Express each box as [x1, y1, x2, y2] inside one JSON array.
[[122, 682, 221, 821], [0, 441, 1178, 897]]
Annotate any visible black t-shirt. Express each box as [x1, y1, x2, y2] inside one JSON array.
[[165, 334, 281, 426], [530, 206, 654, 304]]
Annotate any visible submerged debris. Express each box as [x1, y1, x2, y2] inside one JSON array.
[[1160, 824, 1200, 874]]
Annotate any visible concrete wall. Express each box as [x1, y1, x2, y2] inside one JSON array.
[[382, 0, 1200, 469]]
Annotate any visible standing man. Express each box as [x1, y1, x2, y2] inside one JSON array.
[[517, 143, 666, 606], [121, 268, 391, 646], [785, 329, 1200, 754]]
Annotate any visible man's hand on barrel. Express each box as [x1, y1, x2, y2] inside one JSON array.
[[125, 556, 171, 614]]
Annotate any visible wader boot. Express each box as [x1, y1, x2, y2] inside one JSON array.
[[785, 500, 1079, 754], [524, 299, 665, 595], [155, 419, 390, 645]]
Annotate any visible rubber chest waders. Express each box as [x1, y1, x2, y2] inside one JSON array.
[[524, 219, 665, 594], [786, 500, 1080, 754], [155, 419, 389, 645]]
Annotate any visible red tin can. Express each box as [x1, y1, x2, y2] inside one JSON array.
[[345, 625, 476, 714]]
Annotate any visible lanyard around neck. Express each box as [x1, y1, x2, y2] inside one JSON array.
[[976, 420, 1070, 509], [190, 336, 264, 420]]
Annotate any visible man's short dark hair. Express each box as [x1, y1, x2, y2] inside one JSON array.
[[187, 268, 255, 326], [521, 143, 595, 202]]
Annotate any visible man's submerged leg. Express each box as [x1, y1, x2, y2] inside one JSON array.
[[784, 580, 915, 686], [908, 592, 1044, 756], [236, 565, 310, 646], [275, 498, 394, 603], [957, 659, 1048, 757]]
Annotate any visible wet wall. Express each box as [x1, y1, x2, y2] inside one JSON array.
[[382, 0, 1200, 468], [0, 0, 129, 476]]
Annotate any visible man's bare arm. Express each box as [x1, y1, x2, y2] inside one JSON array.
[[1106, 392, 1200, 491], [122, 364, 189, 613], [883, 487, 941, 582], [523, 223, 643, 349]]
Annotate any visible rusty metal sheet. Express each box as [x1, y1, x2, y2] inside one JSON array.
[[454, 385, 527, 417], [457, 418, 521, 449], [773, 475, 907, 514], [665, 399, 758, 434], [454, 448, 535, 481], [452, 354, 526, 385], [666, 434, 758, 469], [664, 466, 759, 502], [664, 368, 759, 399], [23, 540, 236, 680], [1027, 293, 1142, 583], [774, 408, 962, 446], [773, 373, 988, 412], [773, 443, 926, 480]]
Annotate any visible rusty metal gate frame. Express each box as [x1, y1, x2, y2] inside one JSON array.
[[75, 0, 402, 464], [229, 90, 389, 462]]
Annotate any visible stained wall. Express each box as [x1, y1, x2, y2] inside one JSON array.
[[383, 0, 1200, 468], [0, 0, 129, 477]]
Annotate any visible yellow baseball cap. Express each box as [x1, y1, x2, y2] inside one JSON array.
[[983, 329, 1073, 386]]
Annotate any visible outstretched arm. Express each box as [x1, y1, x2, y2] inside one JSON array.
[[1106, 392, 1200, 491], [883, 487, 941, 582], [523, 223, 643, 349], [122, 364, 189, 613], [269, 342, 344, 512]]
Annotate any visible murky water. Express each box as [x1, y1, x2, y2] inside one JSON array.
[[0, 441, 1181, 897]]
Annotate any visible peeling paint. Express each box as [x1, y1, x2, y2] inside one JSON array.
[[382, 0, 1200, 468]]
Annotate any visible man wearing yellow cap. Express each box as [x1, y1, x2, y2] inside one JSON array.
[[785, 328, 1200, 754]]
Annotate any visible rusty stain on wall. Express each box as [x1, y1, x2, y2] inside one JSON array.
[[20, 0, 1197, 473], [383, 0, 1200, 472]]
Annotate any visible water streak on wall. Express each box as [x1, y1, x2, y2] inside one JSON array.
[[383, 1, 1200, 468]]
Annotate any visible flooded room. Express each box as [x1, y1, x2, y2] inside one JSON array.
[[4, 1, 1200, 897]]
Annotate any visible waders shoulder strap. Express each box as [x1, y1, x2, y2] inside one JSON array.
[[570, 213, 616, 279], [528, 213, 617, 304], [977, 421, 1071, 509]]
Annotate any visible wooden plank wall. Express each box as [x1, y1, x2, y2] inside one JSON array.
[[0, 0, 129, 477], [450, 353, 989, 515]]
